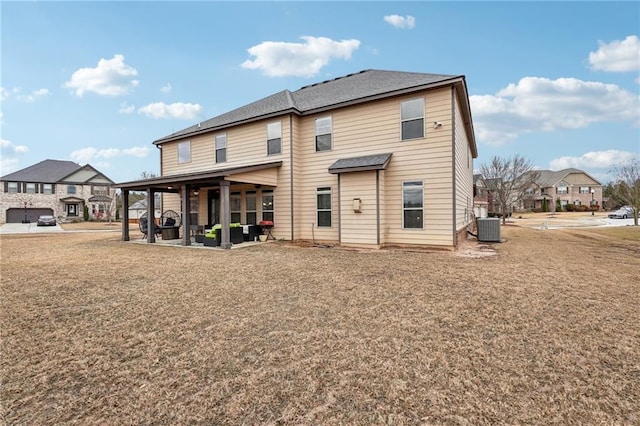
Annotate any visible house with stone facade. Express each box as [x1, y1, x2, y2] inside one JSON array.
[[0, 159, 115, 223], [116, 69, 477, 249]]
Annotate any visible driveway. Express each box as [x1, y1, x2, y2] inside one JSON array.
[[0, 222, 64, 234]]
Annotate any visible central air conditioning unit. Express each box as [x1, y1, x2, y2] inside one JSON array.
[[477, 218, 501, 242]]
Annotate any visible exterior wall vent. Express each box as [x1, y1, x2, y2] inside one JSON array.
[[477, 218, 501, 242]]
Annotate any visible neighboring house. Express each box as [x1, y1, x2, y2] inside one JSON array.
[[128, 196, 162, 222], [0, 159, 115, 223], [116, 69, 478, 249], [520, 168, 602, 212], [473, 174, 489, 218]]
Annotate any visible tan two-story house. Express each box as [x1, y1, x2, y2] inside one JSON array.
[[1, 159, 115, 223], [116, 69, 478, 249]]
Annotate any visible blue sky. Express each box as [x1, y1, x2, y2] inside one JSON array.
[[1, 1, 639, 184]]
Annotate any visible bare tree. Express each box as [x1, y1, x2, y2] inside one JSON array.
[[611, 158, 640, 226], [140, 171, 158, 179], [480, 155, 540, 224]]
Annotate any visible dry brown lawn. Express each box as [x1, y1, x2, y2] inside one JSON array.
[[1, 225, 639, 424]]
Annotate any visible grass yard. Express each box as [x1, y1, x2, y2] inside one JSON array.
[[1, 226, 639, 424]]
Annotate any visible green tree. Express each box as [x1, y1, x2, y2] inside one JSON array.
[[556, 199, 561, 212], [542, 197, 548, 213], [83, 204, 89, 221]]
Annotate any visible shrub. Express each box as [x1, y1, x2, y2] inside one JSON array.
[[83, 205, 89, 221]]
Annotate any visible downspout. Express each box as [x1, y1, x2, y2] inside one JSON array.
[[289, 114, 294, 241], [337, 174, 341, 244], [376, 170, 380, 246], [451, 86, 457, 247]]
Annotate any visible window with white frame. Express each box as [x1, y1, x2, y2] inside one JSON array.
[[401, 98, 424, 140], [316, 187, 332, 227], [579, 186, 591, 194], [26, 183, 36, 194], [315, 116, 332, 152], [403, 181, 423, 229], [245, 191, 257, 225], [267, 121, 282, 155], [557, 184, 568, 194], [230, 193, 241, 224], [262, 190, 274, 222], [43, 184, 53, 194], [215, 134, 226, 163], [8, 182, 18, 193], [178, 141, 191, 163]]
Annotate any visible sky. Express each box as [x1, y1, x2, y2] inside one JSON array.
[[1, 1, 639, 184]]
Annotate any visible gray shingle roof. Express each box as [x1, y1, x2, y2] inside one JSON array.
[[525, 168, 601, 187], [328, 153, 393, 174], [1, 159, 81, 183], [154, 69, 461, 144]]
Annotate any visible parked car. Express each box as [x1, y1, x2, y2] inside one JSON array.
[[36, 215, 57, 226], [608, 206, 635, 219]]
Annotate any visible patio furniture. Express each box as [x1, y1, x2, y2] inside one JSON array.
[[203, 223, 244, 246], [139, 216, 161, 240], [160, 210, 181, 240], [259, 220, 275, 240]]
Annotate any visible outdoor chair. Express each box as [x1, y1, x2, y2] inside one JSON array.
[[139, 217, 161, 240]]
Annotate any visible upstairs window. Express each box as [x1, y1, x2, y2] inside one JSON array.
[[8, 182, 18, 193], [178, 141, 191, 163], [401, 98, 424, 140], [315, 116, 332, 152], [42, 184, 53, 194], [557, 184, 568, 194], [67, 185, 77, 195], [579, 186, 591, 194], [403, 181, 423, 229], [215, 134, 227, 163], [316, 187, 332, 227], [267, 121, 282, 155], [26, 183, 36, 194]]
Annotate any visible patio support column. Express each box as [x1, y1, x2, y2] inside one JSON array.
[[147, 188, 156, 243], [181, 184, 191, 246], [219, 180, 231, 249], [122, 190, 130, 241]]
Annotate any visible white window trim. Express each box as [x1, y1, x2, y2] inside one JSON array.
[[315, 116, 332, 152], [402, 181, 424, 230], [267, 121, 282, 155], [316, 187, 332, 227], [215, 133, 227, 163], [400, 98, 425, 141], [178, 141, 191, 164]]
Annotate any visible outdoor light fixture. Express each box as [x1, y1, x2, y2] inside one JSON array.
[[433, 121, 442, 128]]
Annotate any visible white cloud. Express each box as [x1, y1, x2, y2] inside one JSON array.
[[119, 102, 136, 114], [470, 76, 640, 146], [0, 87, 8, 101], [160, 83, 172, 93], [70, 146, 150, 164], [137, 102, 202, 120], [384, 14, 416, 29], [550, 150, 638, 170], [0, 139, 28, 175], [1, 138, 29, 154], [64, 54, 139, 96], [17, 88, 51, 102], [241, 36, 361, 77], [588, 35, 640, 72]]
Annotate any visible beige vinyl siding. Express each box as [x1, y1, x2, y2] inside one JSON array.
[[294, 88, 455, 246], [564, 173, 599, 185], [340, 171, 378, 246], [454, 88, 474, 234]]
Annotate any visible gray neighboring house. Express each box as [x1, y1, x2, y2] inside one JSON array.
[[128, 196, 161, 222], [0, 159, 115, 223]]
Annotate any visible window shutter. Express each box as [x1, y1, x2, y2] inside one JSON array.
[[3, 182, 7, 192]]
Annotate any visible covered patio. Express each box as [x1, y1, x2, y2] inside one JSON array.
[[115, 161, 281, 249]]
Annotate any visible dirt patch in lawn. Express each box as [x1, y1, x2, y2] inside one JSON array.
[[1, 227, 639, 424]]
